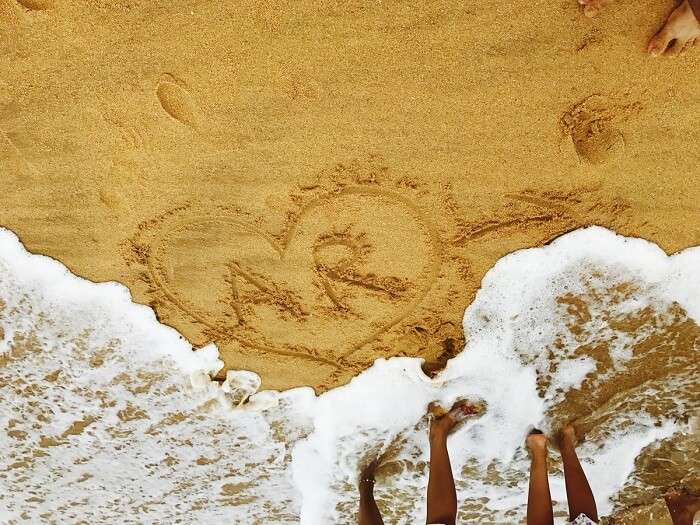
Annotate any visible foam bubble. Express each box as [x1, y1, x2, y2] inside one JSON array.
[[0, 226, 697, 523]]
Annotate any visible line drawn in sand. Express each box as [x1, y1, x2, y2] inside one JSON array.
[[128, 153, 634, 379], [451, 186, 631, 246], [139, 186, 442, 367]]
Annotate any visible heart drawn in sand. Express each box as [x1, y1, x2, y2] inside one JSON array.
[[146, 187, 441, 366]]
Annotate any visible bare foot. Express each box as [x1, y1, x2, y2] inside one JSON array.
[[557, 423, 579, 449], [578, 0, 613, 18], [664, 486, 700, 524], [526, 429, 548, 456], [428, 400, 482, 441], [359, 458, 379, 488], [648, 0, 700, 56]]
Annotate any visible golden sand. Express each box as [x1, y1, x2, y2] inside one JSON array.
[[2, 0, 699, 392]]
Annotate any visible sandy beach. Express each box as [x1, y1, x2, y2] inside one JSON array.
[[2, 0, 700, 391], [1, 0, 699, 522]]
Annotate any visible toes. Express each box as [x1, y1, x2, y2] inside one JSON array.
[[681, 37, 697, 53], [648, 29, 675, 56], [667, 38, 689, 56]]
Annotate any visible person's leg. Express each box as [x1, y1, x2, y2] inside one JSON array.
[[526, 430, 554, 525], [358, 460, 384, 525], [425, 402, 481, 525], [664, 487, 700, 525], [559, 425, 598, 523], [426, 411, 459, 525]]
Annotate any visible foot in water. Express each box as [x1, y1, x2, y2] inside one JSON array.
[[526, 428, 548, 456], [664, 487, 700, 525], [428, 400, 483, 441], [648, 0, 700, 56], [526, 423, 580, 456], [556, 423, 580, 450], [358, 458, 380, 486]]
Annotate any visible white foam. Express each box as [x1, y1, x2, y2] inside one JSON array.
[[0, 226, 697, 523], [292, 227, 699, 523]]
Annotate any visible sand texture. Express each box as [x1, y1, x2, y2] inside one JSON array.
[[1, 0, 699, 394]]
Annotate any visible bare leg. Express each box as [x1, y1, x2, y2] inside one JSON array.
[[526, 430, 554, 525], [358, 460, 384, 525], [426, 412, 459, 525], [664, 487, 700, 525], [648, 0, 700, 56], [425, 401, 481, 525], [559, 425, 598, 523]]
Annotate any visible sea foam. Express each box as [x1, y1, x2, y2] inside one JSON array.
[[0, 226, 697, 524]]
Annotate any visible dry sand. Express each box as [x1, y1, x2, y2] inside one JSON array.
[[2, 1, 699, 388]]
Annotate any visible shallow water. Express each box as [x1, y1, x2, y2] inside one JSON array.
[[0, 226, 697, 524]]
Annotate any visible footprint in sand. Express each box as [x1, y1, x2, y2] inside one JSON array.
[[15, 0, 53, 9], [560, 94, 642, 164], [156, 80, 199, 129]]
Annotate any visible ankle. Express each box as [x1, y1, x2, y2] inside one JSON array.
[[530, 449, 548, 464], [429, 422, 448, 442], [359, 479, 376, 493], [559, 437, 578, 455], [668, 508, 694, 524], [429, 432, 448, 446]]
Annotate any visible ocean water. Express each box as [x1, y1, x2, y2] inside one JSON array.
[[0, 226, 697, 524]]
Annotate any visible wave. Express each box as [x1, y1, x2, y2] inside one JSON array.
[[0, 226, 697, 524]]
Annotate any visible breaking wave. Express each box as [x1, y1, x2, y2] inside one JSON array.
[[0, 226, 697, 524]]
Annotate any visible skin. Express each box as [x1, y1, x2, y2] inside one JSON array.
[[558, 425, 598, 522], [358, 460, 384, 525], [361, 419, 695, 524], [577, 0, 700, 56], [526, 424, 598, 525], [425, 410, 461, 525], [526, 432, 554, 525], [664, 488, 700, 525], [648, 0, 700, 56], [357, 402, 477, 525]]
